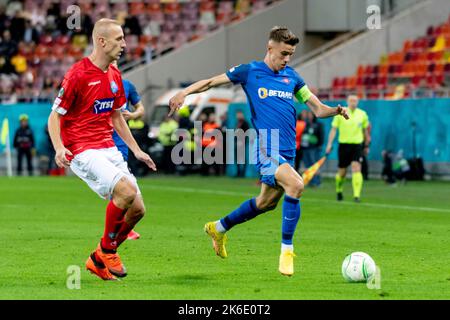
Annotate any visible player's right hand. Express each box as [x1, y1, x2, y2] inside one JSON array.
[[55, 147, 73, 168], [168, 92, 186, 117], [134, 150, 157, 171], [325, 145, 332, 155]]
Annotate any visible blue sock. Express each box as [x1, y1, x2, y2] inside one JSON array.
[[220, 198, 265, 231], [281, 195, 301, 245]]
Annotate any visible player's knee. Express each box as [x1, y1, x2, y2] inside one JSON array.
[[117, 183, 138, 207], [285, 179, 304, 198]]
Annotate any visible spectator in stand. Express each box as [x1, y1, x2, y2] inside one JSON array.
[[9, 10, 25, 42], [0, 55, 16, 74], [23, 19, 40, 44], [294, 110, 307, 172], [13, 114, 35, 176], [301, 111, 324, 187], [0, 30, 18, 58], [0, 5, 8, 36]]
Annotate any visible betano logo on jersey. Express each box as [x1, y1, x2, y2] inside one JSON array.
[[93, 98, 114, 114], [258, 87, 293, 100]]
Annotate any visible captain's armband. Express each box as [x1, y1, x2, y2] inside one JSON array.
[[295, 85, 312, 103]]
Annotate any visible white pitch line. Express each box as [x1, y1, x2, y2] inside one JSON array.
[[143, 185, 450, 214]]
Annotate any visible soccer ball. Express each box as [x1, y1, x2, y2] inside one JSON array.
[[341, 252, 376, 282]]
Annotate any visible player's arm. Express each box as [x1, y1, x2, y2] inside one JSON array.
[[111, 110, 156, 171], [123, 101, 145, 121], [305, 94, 349, 119], [122, 81, 145, 121], [168, 73, 231, 116], [47, 110, 73, 167]]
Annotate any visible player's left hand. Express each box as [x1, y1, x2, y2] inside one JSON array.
[[337, 105, 349, 120], [134, 150, 157, 171], [122, 110, 133, 121]]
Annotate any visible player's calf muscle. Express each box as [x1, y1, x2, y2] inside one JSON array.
[[255, 197, 278, 211]]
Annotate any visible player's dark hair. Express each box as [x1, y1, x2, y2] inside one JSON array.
[[269, 26, 299, 46]]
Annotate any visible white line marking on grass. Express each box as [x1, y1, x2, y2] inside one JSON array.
[[143, 185, 450, 214]]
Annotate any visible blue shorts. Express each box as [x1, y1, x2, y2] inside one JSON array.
[[254, 147, 295, 188], [113, 131, 129, 162], [116, 144, 129, 162]]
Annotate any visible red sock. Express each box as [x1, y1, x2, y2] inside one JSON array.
[[101, 201, 126, 251], [115, 219, 134, 247]]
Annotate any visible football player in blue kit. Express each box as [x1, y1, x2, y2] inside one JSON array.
[[168, 26, 349, 276]]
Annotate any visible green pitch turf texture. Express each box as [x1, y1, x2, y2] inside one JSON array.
[[0, 176, 449, 300]]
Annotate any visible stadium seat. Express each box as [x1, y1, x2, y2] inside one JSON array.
[[356, 64, 364, 77], [444, 62, 450, 73], [130, 2, 146, 16]]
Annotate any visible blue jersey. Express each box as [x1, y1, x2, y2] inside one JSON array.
[[226, 61, 307, 158], [112, 79, 141, 161]]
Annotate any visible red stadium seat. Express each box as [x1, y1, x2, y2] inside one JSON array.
[[164, 2, 181, 14], [403, 39, 412, 52], [200, 1, 215, 12], [356, 65, 364, 76], [130, 2, 145, 15], [444, 63, 450, 73], [379, 64, 388, 76], [148, 3, 162, 14]]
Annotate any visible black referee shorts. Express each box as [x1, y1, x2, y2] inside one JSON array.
[[338, 143, 363, 168]]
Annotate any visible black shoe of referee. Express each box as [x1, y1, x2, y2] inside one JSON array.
[[337, 192, 343, 201]]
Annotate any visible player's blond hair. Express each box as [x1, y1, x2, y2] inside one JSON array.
[[92, 18, 122, 42]]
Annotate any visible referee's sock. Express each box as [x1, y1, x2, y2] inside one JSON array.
[[352, 172, 363, 198], [335, 174, 345, 193]]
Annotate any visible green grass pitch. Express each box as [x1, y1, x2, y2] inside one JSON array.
[[0, 176, 449, 299]]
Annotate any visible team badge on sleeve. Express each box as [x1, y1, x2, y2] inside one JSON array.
[[229, 64, 241, 73], [110, 81, 118, 94]]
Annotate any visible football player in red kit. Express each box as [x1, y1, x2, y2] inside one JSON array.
[[48, 19, 156, 280]]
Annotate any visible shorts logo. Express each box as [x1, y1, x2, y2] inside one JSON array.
[[258, 87, 268, 99], [93, 98, 114, 114], [110, 81, 118, 94]]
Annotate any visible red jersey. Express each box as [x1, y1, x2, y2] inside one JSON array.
[[52, 57, 127, 156]]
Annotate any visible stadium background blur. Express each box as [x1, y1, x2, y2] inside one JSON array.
[[1, 0, 450, 302], [0, 0, 449, 180]]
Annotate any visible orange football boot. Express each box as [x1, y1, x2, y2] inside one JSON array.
[[85, 252, 117, 281], [95, 244, 127, 278]]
